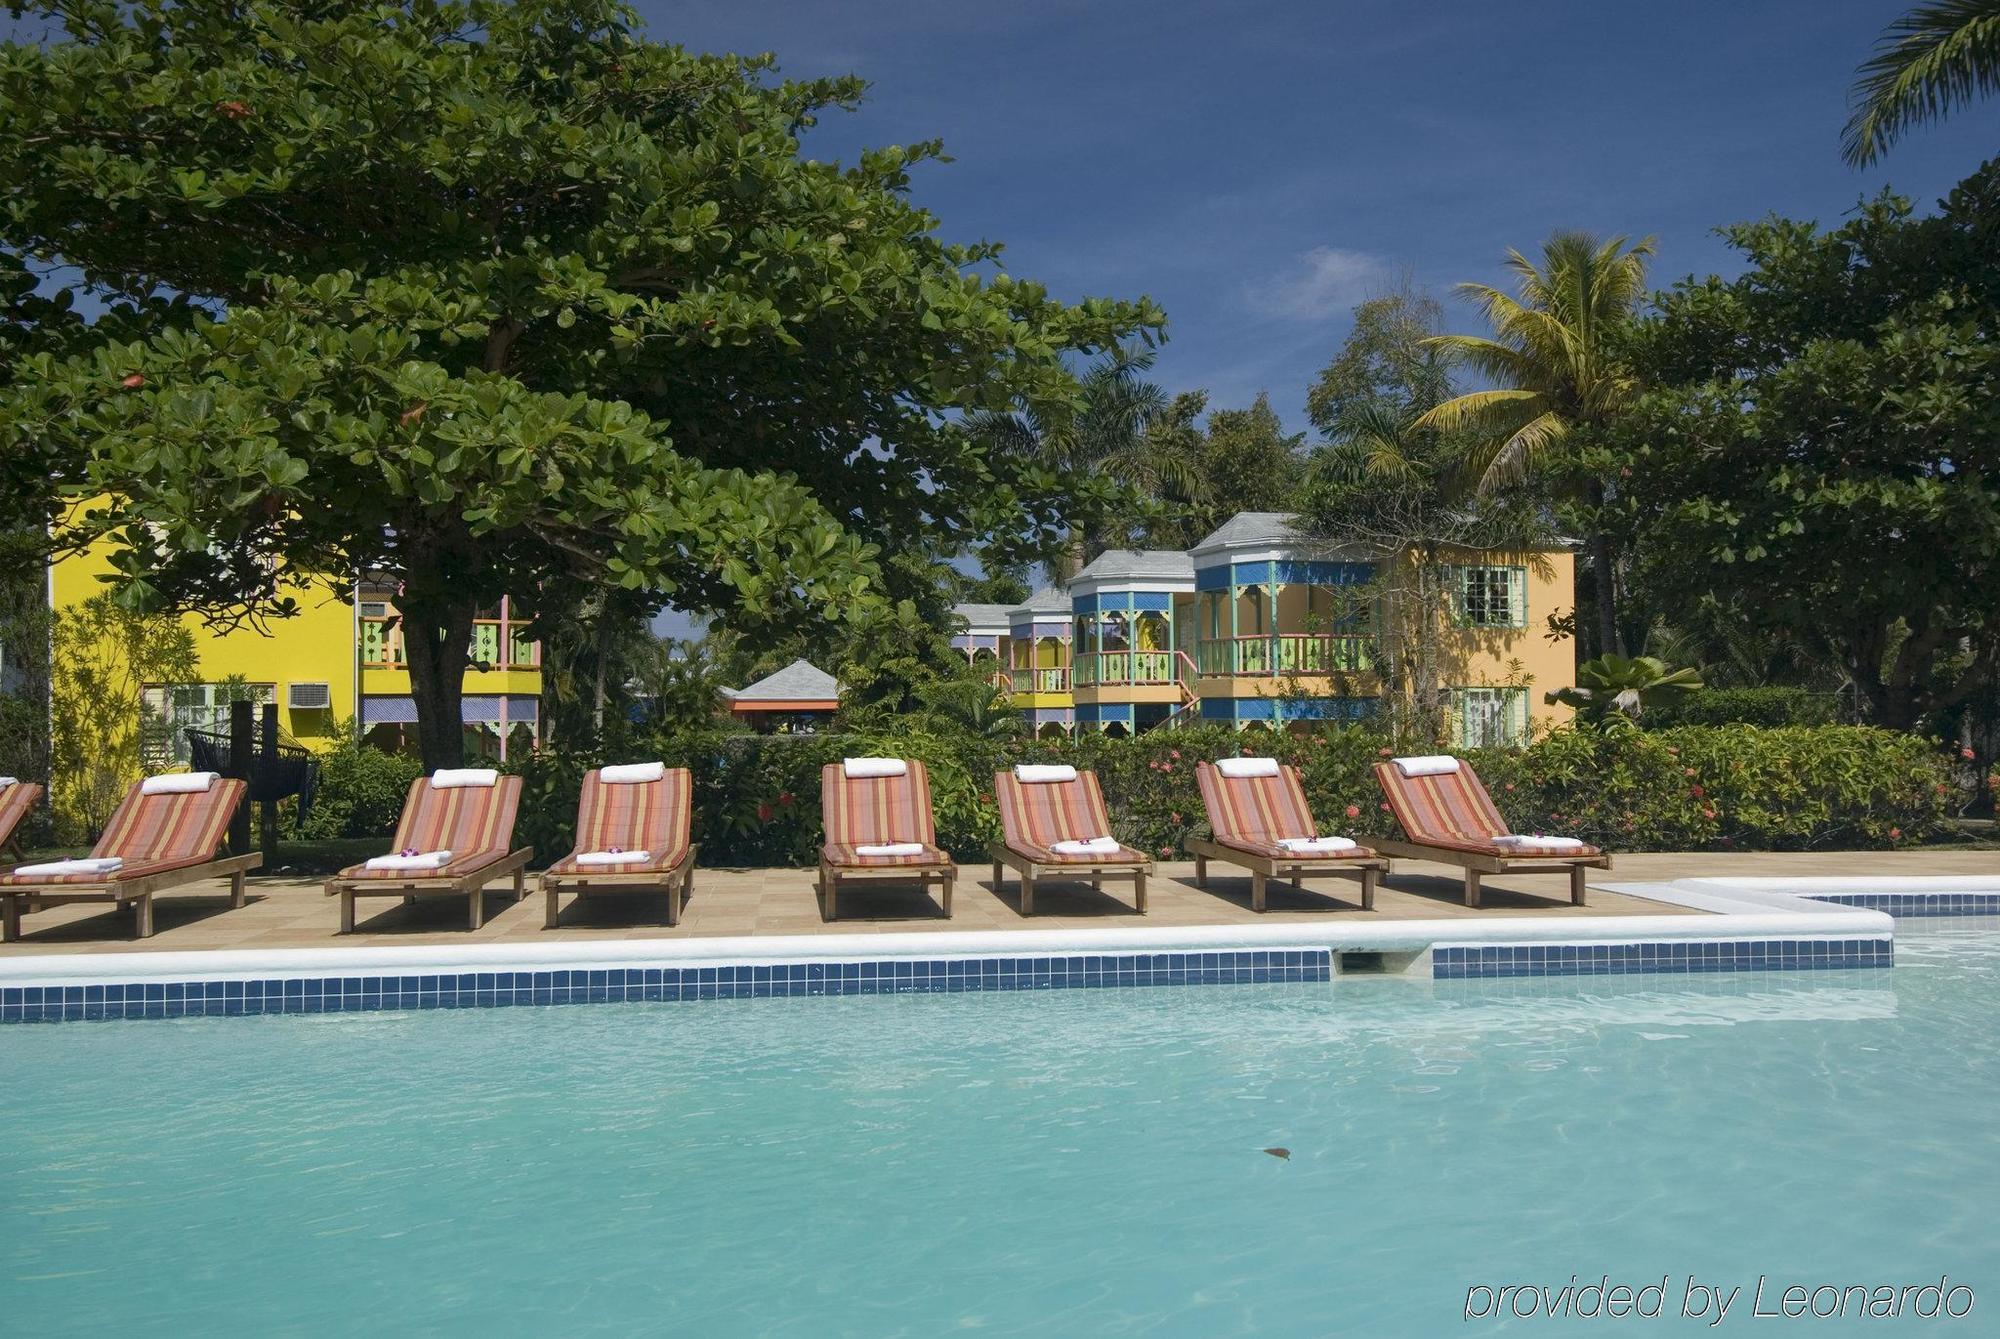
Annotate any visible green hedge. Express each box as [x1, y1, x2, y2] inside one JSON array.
[[1645, 686, 1845, 729], [297, 738, 425, 840], [476, 722, 1955, 864]]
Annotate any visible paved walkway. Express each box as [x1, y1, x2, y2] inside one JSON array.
[[1, 849, 1991, 956]]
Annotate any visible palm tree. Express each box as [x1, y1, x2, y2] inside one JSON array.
[[1414, 231, 1656, 657], [1843, 1, 2000, 167], [971, 345, 1207, 582]]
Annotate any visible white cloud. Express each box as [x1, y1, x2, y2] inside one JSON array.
[[1245, 246, 1389, 321]]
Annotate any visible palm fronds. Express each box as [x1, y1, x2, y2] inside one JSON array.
[[1412, 231, 1653, 494], [1843, 0, 2000, 166]]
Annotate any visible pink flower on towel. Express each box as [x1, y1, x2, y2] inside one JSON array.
[[400, 848, 417, 858]]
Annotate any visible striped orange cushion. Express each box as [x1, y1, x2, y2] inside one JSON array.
[[0, 781, 42, 849], [547, 768, 692, 875], [1373, 760, 1508, 848], [0, 777, 240, 887], [339, 775, 522, 879], [821, 841, 950, 867], [820, 761, 942, 867], [994, 771, 1144, 862], [1196, 763, 1316, 844]]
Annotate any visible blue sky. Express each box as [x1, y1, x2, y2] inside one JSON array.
[[648, 0, 1995, 425]]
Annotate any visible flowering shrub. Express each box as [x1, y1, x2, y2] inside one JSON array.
[[495, 722, 1955, 865], [1470, 726, 1954, 851]]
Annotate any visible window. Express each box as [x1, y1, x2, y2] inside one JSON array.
[[141, 682, 277, 765], [1453, 687, 1529, 749], [1456, 566, 1527, 628]]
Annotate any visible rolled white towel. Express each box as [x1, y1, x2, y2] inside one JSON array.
[[1276, 836, 1358, 854], [364, 849, 454, 871], [1014, 764, 1077, 784], [141, 771, 218, 795], [1392, 755, 1461, 777], [0, 776, 18, 788], [13, 856, 124, 877], [1051, 835, 1122, 857], [843, 757, 908, 779], [855, 841, 924, 857], [1215, 757, 1280, 779], [576, 849, 652, 866], [431, 768, 498, 789], [600, 762, 666, 785], [1494, 834, 1587, 853]]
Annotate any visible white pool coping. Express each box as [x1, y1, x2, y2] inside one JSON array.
[[0, 877, 1894, 989]]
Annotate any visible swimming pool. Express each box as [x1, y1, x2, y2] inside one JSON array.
[[4, 922, 1994, 1335]]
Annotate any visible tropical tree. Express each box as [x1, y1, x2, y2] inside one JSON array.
[[1416, 231, 1656, 657], [1546, 654, 1702, 729], [971, 345, 1202, 580], [0, 0, 1163, 769], [1617, 162, 2000, 734], [1843, 0, 2000, 167]]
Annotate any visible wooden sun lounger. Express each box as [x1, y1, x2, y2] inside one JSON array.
[[1188, 761, 1384, 912], [817, 760, 955, 921], [1372, 759, 1611, 908], [541, 766, 698, 928], [2, 853, 261, 941], [988, 769, 1149, 915], [1183, 837, 1382, 912], [0, 776, 258, 941], [328, 849, 534, 932], [544, 846, 697, 929], [325, 773, 533, 931]]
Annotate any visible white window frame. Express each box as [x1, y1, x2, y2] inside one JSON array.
[[1453, 686, 1530, 749], [141, 682, 277, 766], [1455, 565, 1527, 629]]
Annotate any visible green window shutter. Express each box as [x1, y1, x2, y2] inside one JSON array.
[[1507, 566, 1527, 628]]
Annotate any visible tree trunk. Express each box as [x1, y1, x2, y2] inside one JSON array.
[[400, 600, 476, 771], [1584, 489, 1616, 663]]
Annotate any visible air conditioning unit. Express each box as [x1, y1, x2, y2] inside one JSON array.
[[288, 681, 333, 710]]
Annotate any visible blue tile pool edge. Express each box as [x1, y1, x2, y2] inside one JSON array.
[[1431, 936, 1893, 980], [1801, 892, 2000, 918], [2, 950, 1332, 1022]]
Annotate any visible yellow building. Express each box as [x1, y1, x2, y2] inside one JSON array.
[[51, 540, 542, 764]]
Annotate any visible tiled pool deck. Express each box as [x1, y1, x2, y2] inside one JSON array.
[[0, 853, 1728, 954], [0, 850, 1990, 955]]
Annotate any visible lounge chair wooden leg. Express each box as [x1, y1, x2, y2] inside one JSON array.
[[1251, 872, 1266, 914], [1194, 853, 1207, 888], [340, 889, 355, 934], [1361, 865, 1377, 912], [1135, 869, 1148, 914], [991, 861, 1001, 891], [1465, 869, 1482, 909], [3, 894, 19, 943], [1021, 871, 1035, 916], [231, 869, 246, 909], [403, 894, 416, 907], [513, 866, 526, 902], [133, 894, 153, 939], [824, 874, 837, 923], [1570, 863, 1588, 906], [544, 885, 560, 930], [1090, 875, 1101, 893], [468, 887, 484, 931], [940, 871, 953, 919]]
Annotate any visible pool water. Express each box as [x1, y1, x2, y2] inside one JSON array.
[[4, 926, 1996, 1336]]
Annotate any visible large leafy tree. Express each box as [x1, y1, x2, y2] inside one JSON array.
[[0, 0, 1161, 767], [970, 345, 1196, 581], [1619, 162, 2000, 732], [1843, 0, 2000, 167], [1415, 232, 1656, 658]]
